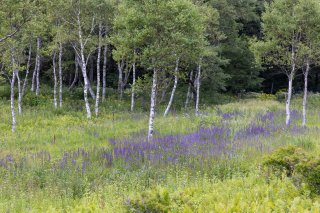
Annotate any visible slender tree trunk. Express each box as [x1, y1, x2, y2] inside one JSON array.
[[95, 23, 102, 117], [22, 43, 32, 97], [118, 60, 124, 100], [10, 49, 17, 133], [286, 75, 293, 126], [286, 47, 296, 126], [31, 39, 40, 92], [69, 55, 79, 89], [53, 52, 58, 108], [77, 13, 91, 119], [164, 58, 179, 117], [89, 57, 94, 83], [58, 43, 63, 107], [15, 71, 22, 114], [185, 70, 193, 110], [148, 68, 158, 139], [195, 59, 202, 115], [302, 60, 310, 127], [88, 77, 96, 100], [102, 45, 107, 102], [35, 37, 41, 96], [131, 56, 136, 112], [10, 73, 16, 133]]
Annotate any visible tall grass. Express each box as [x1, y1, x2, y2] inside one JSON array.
[[0, 89, 320, 212]]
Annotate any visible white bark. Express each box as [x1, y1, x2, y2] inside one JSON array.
[[88, 77, 96, 100], [69, 55, 79, 89], [10, 50, 17, 133], [22, 43, 32, 96], [164, 58, 179, 117], [10, 73, 16, 133], [53, 52, 58, 108], [185, 70, 193, 110], [302, 60, 310, 127], [15, 71, 22, 114], [31, 40, 39, 92], [148, 68, 158, 139], [286, 46, 296, 126], [118, 60, 124, 100], [35, 37, 41, 96], [286, 76, 293, 126], [195, 59, 202, 115], [95, 23, 102, 117], [77, 11, 92, 119], [102, 45, 107, 102], [130, 55, 136, 112], [58, 43, 63, 107]]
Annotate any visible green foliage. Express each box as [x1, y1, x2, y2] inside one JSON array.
[[296, 158, 320, 195], [262, 146, 307, 177], [23, 93, 50, 107], [264, 145, 320, 196], [127, 187, 171, 213], [257, 93, 276, 101], [275, 89, 287, 102]]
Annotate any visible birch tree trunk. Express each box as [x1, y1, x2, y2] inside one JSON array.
[[118, 60, 124, 100], [22, 43, 32, 96], [10, 49, 17, 133], [286, 75, 293, 126], [286, 47, 296, 126], [164, 58, 179, 117], [35, 37, 41, 96], [302, 60, 310, 127], [15, 71, 22, 114], [53, 52, 58, 108], [69, 55, 79, 89], [131, 59, 136, 112], [58, 43, 63, 107], [148, 68, 158, 139], [195, 60, 202, 115], [89, 57, 94, 83], [77, 12, 92, 119], [95, 23, 102, 117], [102, 45, 107, 102], [185, 70, 193, 110], [31, 39, 40, 92], [10, 73, 16, 133], [88, 76, 96, 100]]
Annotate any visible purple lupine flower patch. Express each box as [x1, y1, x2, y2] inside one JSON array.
[[0, 110, 308, 175]]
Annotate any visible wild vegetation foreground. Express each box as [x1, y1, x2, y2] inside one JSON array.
[[0, 95, 320, 212]]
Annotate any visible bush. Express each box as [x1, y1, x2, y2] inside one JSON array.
[[257, 93, 276, 101], [296, 158, 320, 195], [126, 187, 172, 213], [23, 93, 50, 107], [264, 145, 320, 195], [275, 89, 287, 102], [262, 146, 307, 177]]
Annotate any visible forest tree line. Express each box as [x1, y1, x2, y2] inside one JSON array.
[[1, 0, 320, 136]]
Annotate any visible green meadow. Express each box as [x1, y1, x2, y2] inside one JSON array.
[[0, 89, 320, 212]]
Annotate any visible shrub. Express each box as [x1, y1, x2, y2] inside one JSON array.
[[126, 187, 171, 213], [296, 158, 320, 195], [263, 145, 320, 195], [262, 146, 307, 177], [275, 89, 287, 102], [257, 93, 276, 101]]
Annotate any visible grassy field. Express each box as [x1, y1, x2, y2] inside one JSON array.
[[0, 90, 320, 212]]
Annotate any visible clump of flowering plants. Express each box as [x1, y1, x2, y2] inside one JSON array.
[[0, 110, 307, 176]]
